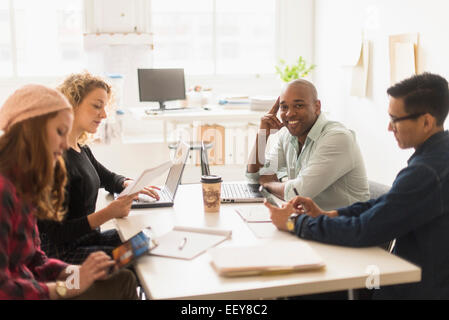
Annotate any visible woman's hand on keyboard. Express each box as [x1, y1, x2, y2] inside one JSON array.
[[123, 180, 160, 201], [139, 185, 160, 201]]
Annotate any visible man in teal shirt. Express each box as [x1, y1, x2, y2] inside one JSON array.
[[246, 79, 369, 210]]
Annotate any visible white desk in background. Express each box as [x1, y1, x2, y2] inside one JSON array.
[[128, 106, 264, 143], [106, 184, 420, 300]]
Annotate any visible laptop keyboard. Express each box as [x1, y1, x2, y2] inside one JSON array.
[[159, 188, 172, 202], [137, 187, 172, 203], [221, 183, 260, 199]]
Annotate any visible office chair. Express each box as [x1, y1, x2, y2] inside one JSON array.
[[168, 141, 213, 180], [368, 180, 395, 252]]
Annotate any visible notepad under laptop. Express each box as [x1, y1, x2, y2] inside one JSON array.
[[209, 241, 325, 277], [115, 141, 190, 208]]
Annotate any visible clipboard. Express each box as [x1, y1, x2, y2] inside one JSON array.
[[209, 241, 325, 277], [150, 226, 232, 260]]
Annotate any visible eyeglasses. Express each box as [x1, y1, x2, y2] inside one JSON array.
[[389, 112, 426, 129]]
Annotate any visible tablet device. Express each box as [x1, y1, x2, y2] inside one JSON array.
[[112, 230, 151, 269], [119, 161, 173, 197]]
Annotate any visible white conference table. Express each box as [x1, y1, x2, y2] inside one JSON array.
[[106, 184, 421, 300]]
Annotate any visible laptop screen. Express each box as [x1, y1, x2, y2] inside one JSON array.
[[165, 141, 189, 196]]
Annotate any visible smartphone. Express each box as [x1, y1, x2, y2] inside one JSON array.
[[259, 186, 280, 208], [112, 231, 150, 269]]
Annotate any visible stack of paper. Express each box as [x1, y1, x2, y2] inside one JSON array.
[[209, 241, 325, 277], [250, 96, 277, 112], [219, 96, 250, 110]]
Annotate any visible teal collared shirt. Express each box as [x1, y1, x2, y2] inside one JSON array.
[[246, 114, 369, 210]]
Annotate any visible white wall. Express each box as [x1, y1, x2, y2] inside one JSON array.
[[314, 0, 449, 185]]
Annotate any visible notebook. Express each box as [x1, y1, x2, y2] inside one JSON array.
[[150, 226, 232, 260], [198, 141, 264, 203], [209, 241, 325, 277], [115, 140, 190, 208]]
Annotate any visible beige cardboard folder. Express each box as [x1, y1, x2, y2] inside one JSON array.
[[389, 33, 419, 85], [350, 40, 370, 97], [209, 241, 325, 277], [150, 226, 232, 260]]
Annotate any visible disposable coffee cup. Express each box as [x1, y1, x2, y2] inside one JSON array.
[[201, 175, 222, 213]]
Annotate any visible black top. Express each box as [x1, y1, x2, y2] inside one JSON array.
[[38, 145, 126, 245]]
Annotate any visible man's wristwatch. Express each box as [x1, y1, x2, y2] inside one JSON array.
[[286, 213, 299, 233], [55, 281, 68, 298]]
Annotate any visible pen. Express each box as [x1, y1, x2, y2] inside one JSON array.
[[178, 237, 187, 250], [293, 188, 299, 196]]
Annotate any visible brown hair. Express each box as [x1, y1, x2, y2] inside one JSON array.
[[58, 71, 112, 145], [0, 112, 67, 221]]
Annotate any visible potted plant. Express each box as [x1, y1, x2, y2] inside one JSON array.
[[275, 56, 316, 82]]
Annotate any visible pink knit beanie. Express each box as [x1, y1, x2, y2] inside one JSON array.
[[0, 84, 72, 132]]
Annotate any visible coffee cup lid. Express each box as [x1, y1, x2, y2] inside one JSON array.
[[201, 175, 222, 183]]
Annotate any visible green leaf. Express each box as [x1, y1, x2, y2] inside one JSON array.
[[275, 56, 316, 82]]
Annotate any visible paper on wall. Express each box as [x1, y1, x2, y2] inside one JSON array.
[[389, 33, 419, 85], [350, 40, 370, 97], [392, 42, 416, 84]]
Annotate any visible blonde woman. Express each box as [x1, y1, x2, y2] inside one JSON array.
[[38, 72, 158, 264], [0, 84, 137, 299]]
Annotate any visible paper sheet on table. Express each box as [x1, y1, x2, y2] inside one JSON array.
[[350, 40, 370, 97], [235, 206, 271, 223], [119, 161, 173, 196], [246, 222, 279, 239]]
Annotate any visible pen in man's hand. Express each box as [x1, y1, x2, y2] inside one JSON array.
[[292, 187, 307, 213], [178, 237, 187, 250], [293, 188, 299, 196]]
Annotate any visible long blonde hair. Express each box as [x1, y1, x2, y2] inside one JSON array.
[[0, 113, 67, 221], [58, 72, 112, 145]]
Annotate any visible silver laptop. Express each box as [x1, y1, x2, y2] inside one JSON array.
[[198, 141, 263, 203], [221, 181, 264, 203], [118, 141, 190, 209]]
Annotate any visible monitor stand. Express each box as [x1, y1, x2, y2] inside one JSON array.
[[146, 101, 186, 113]]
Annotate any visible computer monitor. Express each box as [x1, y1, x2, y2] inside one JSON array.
[[137, 68, 186, 111]]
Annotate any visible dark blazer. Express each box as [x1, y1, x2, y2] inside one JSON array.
[[295, 131, 449, 299]]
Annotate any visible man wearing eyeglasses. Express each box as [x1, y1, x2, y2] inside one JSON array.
[[246, 79, 370, 211], [266, 72, 449, 299]]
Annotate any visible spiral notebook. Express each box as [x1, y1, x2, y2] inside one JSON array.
[[150, 226, 232, 260], [209, 241, 325, 277]]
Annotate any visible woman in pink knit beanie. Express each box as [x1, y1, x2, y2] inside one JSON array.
[[0, 84, 138, 300]]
